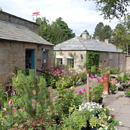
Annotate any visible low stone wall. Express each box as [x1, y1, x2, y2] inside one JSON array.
[[126, 56, 130, 72]]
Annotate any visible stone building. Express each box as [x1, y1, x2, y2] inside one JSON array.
[[54, 32, 126, 72], [0, 11, 54, 84]]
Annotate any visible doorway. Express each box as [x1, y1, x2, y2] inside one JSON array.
[[26, 49, 35, 74]]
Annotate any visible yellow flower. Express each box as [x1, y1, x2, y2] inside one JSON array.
[[70, 86, 75, 90]]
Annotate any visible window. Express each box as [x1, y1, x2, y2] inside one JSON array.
[[56, 58, 62, 65], [67, 59, 74, 68], [42, 49, 49, 69]]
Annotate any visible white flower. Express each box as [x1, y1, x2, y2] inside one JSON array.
[[119, 121, 123, 125]]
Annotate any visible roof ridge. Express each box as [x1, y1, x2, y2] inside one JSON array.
[[76, 36, 87, 50]]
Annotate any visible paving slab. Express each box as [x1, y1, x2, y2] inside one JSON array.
[[116, 126, 130, 130]]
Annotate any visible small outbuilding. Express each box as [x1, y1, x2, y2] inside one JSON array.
[[0, 11, 54, 84], [54, 32, 126, 72]]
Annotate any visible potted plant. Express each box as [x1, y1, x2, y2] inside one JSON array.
[[91, 81, 104, 103], [121, 83, 127, 90], [110, 84, 116, 94], [116, 74, 121, 83], [118, 86, 123, 91]]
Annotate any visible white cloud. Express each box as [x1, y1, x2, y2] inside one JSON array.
[[0, 0, 120, 36]]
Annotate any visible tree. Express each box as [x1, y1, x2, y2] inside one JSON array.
[[93, 22, 112, 41], [52, 17, 75, 41], [113, 19, 130, 55], [0, 7, 2, 11], [93, 0, 130, 20], [102, 25, 112, 41], [36, 17, 75, 45]]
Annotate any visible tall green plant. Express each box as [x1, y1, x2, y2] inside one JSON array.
[[86, 51, 99, 72], [12, 70, 50, 120]]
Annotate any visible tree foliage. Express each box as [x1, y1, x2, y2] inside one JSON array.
[[36, 17, 75, 45], [93, 22, 112, 41], [113, 16, 130, 55], [93, 0, 130, 20]]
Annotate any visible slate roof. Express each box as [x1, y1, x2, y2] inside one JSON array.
[[0, 20, 53, 46], [54, 36, 124, 53]]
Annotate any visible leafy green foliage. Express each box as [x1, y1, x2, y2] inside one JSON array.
[[93, 22, 112, 41], [86, 51, 99, 72], [91, 82, 104, 101], [36, 17, 75, 45], [94, 0, 130, 20]]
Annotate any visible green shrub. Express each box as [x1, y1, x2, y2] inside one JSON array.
[[91, 66, 97, 73]]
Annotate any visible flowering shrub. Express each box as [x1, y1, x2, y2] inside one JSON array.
[[41, 65, 87, 88], [78, 102, 122, 130], [91, 76, 104, 101]]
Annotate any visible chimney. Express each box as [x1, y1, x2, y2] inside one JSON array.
[[95, 36, 100, 41], [105, 39, 109, 44], [82, 31, 88, 39]]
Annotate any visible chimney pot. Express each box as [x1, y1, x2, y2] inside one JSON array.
[[105, 39, 109, 44], [82, 32, 88, 39]]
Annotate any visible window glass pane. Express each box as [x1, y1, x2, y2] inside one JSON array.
[[56, 58, 62, 65], [67, 59, 74, 68]]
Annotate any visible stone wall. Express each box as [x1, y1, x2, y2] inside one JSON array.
[[99, 52, 126, 72], [0, 41, 53, 84], [55, 50, 86, 72], [126, 56, 130, 71], [0, 11, 39, 35], [55, 50, 126, 72]]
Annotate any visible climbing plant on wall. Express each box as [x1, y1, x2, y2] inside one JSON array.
[[86, 51, 100, 72]]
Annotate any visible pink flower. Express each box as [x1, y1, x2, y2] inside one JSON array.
[[90, 74, 94, 79], [62, 73, 64, 76], [97, 77, 101, 83], [75, 91, 77, 93], [57, 71, 60, 74], [78, 78, 81, 81], [56, 69, 59, 71], [68, 79, 70, 81], [8, 99, 12, 106], [51, 71, 54, 74], [83, 88, 86, 92], [65, 73, 67, 76], [78, 91, 82, 94], [18, 125, 23, 129], [62, 69, 64, 72], [24, 108, 27, 110], [89, 86, 92, 89], [102, 77, 104, 81]]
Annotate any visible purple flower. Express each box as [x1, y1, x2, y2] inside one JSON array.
[[24, 108, 27, 110], [75, 91, 77, 93], [78, 91, 82, 94]]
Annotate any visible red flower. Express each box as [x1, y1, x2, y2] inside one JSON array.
[[111, 114, 115, 117], [34, 121, 37, 125], [51, 71, 54, 74], [66, 97, 69, 100], [42, 120, 45, 122], [42, 116, 45, 118]]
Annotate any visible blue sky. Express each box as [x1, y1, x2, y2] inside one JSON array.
[[0, 0, 121, 36]]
